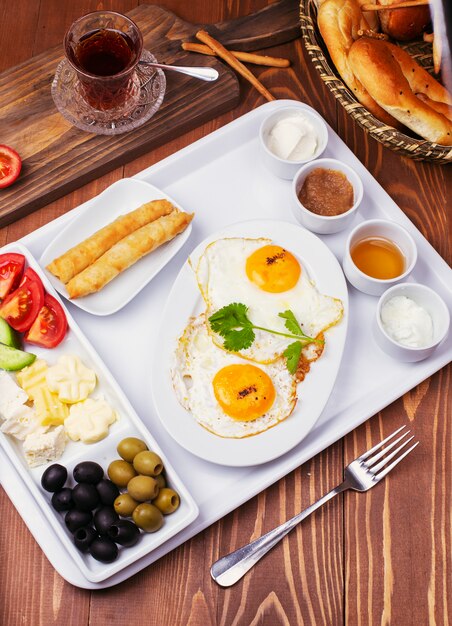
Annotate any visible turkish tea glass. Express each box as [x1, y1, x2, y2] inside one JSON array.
[[64, 11, 143, 117]]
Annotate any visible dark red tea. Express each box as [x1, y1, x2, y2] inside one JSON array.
[[73, 29, 136, 76]]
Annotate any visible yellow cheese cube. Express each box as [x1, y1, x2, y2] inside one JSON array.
[[16, 359, 48, 402], [34, 386, 69, 427]]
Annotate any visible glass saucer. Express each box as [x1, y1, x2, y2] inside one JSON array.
[[51, 50, 166, 135]]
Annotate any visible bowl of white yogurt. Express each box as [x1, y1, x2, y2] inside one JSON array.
[[374, 283, 450, 362], [259, 104, 328, 179]]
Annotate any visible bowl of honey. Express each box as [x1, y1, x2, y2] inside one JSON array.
[[342, 219, 417, 296]]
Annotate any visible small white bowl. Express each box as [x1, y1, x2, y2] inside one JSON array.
[[259, 105, 328, 179], [343, 219, 417, 296], [374, 283, 450, 362], [291, 158, 363, 234]]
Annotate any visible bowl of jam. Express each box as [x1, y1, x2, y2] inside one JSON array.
[[291, 158, 363, 234]]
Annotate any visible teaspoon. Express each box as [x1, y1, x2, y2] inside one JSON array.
[[138, 60, 219, 82]]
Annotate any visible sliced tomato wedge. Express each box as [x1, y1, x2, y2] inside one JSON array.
[[25, 293, 68, 348], [0, 267, 45, 332], [0, 145, 22, 189], [0, 253, 25, 300]]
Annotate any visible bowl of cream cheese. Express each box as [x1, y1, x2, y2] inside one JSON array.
[[374, 283, 450, 362], [259, 104, 328, 179]]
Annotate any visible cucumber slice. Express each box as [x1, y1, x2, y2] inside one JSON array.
[[0, 317, 21, 349], [0, 343, 36, 371]]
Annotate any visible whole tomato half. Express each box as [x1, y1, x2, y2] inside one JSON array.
[[25, 293, 68, 348], [0, 253, 25, 300], [0, 267, 45, 332], [0, 145, 22, 189]]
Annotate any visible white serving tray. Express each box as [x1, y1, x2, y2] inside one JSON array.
[[1, 100, 451, 589]]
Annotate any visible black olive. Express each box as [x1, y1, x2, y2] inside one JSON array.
[[72, 483, 100, 511], [51, 488, 74, 512], [65, 509, 93, 534], [108, 520, 140, 547], [73, 461, 104, 485], [74, 526, 98, 552], [89, 536, 118, 563], [96, 479, 120, 505], [41, 464, 67, 492], [94, 506, 119, 535]]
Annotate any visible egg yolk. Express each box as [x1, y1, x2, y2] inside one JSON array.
[[212, 364, 275, 421], [245, 245, 301, 292]]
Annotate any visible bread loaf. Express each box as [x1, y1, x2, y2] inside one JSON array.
[[318, 0, 403, 128], [348, 38, 452, 144], [377, 0, 431, 41]]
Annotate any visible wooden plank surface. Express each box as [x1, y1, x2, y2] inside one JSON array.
[[0, 0, 300, 228], [0, 2, 450, 625]]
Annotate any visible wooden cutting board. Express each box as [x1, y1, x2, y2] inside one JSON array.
[[0, 1, 299, 227]]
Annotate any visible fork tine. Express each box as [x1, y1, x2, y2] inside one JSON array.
[[369, 435, 415, 474], [358, 425, 407, 461], [364, 430, 411, 468], [374, 441, 419, 481]]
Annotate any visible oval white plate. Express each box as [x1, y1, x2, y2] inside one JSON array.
[[40, 179, 193, 316], [151, 219, 349, 467]]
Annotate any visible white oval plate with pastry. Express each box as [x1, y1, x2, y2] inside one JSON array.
[[151, 219, 348, 467], [40, 179, 193, 316]]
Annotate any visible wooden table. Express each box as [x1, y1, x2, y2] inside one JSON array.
[[1, 2, 450, 625]]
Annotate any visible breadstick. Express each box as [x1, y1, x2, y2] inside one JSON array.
[[47, 199, 174, 284], [66, 211, 194, 299], [195, 30, 276, 102], [181, 42, 290, 68]]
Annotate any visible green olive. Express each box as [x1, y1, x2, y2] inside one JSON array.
[[117, 437, 148, 463], [153, 488, 180, 515], [133, 450, 164, 476], [132, 503, 163, 532], [127, 475, 159, 502], [155, 473, 166, 489], [107, 460, 137, 488], [114, 493, 139, 517]]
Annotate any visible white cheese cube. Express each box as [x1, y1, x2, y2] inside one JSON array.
[[0, 405, 46, 440], [0, 371, 29, 421], [23, 426, 66, 467]]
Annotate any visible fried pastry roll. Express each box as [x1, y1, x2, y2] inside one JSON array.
[[47, 199, 175, 283], [66, 211, 194, 299]]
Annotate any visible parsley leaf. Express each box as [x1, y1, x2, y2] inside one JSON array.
[[208, 302, 319, 372], [209, 303, 251, 337], [223, 326, 255, 352], [278, 310, 303, 336], [284, 341, 303, 374]]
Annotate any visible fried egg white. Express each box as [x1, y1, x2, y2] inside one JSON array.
[[195, 237, 343, 363], [171, 314, 297, 438]]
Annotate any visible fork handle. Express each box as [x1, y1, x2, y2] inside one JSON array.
[[211, 482, 348, 587]]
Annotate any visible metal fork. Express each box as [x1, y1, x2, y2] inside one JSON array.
[[211, 425, 419, 587]]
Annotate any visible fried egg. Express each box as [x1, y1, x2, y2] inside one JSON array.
[[171, 315, 297, 438], [195, 237, 343, 363]]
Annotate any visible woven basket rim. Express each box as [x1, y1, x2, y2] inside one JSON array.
[[299, 0, 452, 164]]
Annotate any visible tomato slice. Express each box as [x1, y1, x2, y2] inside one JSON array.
[[25, 293, 68, 348], [0, 253, 25, 300], [0, 267, 45, 332], [0, 145, 22, 189]]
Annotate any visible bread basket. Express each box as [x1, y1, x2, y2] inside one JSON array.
[[299, 0, 452, 164]]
